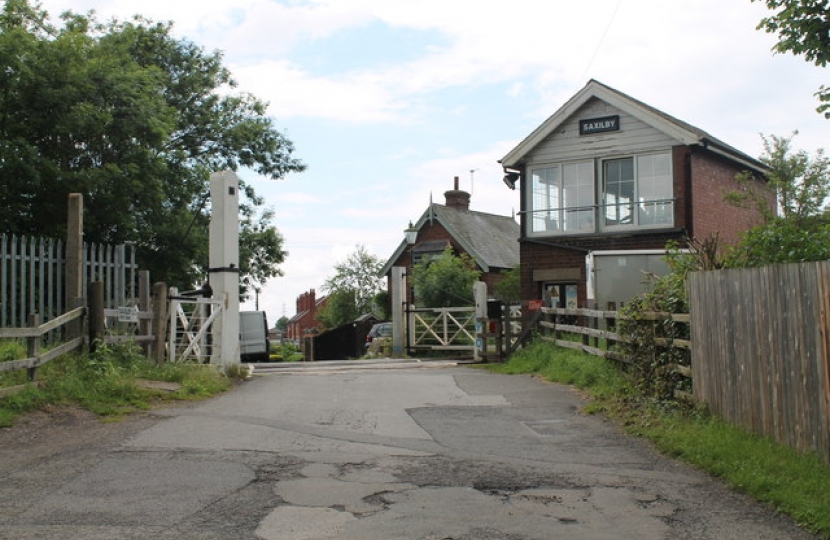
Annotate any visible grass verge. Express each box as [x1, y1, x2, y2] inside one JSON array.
[[483, 340, 830, 539], [0, 340, 233, 427]]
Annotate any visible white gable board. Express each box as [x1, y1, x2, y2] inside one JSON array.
[[523, 97, 680, 166]]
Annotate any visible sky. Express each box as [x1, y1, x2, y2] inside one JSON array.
[[36, 0, 830, 325]]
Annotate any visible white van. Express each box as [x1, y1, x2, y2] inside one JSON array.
[[239, 311, 270, 362]]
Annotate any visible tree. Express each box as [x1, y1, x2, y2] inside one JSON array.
[[0, 1, 305, 296], [276, 316, 289, 332], [752, 0, 830, 117], [317, 245, 385, 328], [493, 266, 521, 303], [724, 133, 830, 267], [411, 248, 481, 308]]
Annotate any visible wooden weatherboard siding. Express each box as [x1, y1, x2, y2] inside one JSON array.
[[524, 97, 677, 165], [689, 262, 830, 464]]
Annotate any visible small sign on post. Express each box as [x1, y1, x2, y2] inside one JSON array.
[[117, 306, 139, 323]]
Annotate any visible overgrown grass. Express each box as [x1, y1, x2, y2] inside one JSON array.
[[485, 340, 830, 539], [0, 340, 233, 427], [487, 339, 625, 404]]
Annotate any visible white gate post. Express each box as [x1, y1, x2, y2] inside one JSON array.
[[391, 267, 405, 355], [208, 171, 240, 366], [474, 281, 488, 362]]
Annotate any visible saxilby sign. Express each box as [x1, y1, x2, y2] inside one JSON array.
[[579, 115, 620, 135]]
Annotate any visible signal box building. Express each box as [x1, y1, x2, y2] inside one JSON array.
[[499, 80, 769, 309]]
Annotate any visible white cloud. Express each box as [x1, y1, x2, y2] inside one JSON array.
[[232, 60, 406, 122]]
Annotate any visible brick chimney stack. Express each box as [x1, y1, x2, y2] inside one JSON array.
[[297, 289, 317, 313], [444, 176, 471, 210]]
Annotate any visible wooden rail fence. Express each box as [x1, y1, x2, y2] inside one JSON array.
[[0, 307, 86, 398], [536, 306, 691, 373]]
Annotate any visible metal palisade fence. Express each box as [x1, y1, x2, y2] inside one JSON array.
[[0, 233, 138, 330]]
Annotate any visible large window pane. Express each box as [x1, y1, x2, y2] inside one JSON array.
[[530, 162, 595, 234], [603, 158, 634, 227], [563, 161, 595, 232], [637, 154, 673, 225], [531, 167, 561, 233]]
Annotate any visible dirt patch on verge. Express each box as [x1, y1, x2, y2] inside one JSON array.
[[0, 405, 163, 472]]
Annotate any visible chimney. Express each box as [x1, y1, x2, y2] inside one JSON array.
[[444, 176, 471, 210]]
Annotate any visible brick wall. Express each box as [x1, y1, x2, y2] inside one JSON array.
[[689, 148, 770, 248]]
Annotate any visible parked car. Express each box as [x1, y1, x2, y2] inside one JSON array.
[[365, 322, 392, 349]]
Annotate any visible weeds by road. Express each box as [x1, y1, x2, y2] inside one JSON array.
[[484, 340, 830, 540], [0, 340, 232, 427]]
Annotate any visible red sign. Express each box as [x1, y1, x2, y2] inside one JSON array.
[[527, 299, 543, 311]]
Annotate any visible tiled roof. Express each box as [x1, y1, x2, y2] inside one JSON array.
[[431, 204, 519, 270], [379, 203, 519, 276]]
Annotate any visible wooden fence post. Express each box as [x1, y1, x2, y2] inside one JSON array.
[[66, 194, 84, 340], [605, 302, 617, 351], [88, 281, 105, 352], [138, 271, 151, 357], [27, 313, 40, 382], [151, 282, 168, 363]]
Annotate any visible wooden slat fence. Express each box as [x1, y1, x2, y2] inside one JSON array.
[[689, 262, 830, 464], [0, 234, 137, 331]]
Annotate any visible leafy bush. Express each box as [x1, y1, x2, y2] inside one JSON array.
[[616, 238, 719, 402], [278, 341, 304, 362], [412, 247, 481, 307]]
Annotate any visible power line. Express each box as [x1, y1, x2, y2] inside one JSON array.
[[580, 0, 623, 81]]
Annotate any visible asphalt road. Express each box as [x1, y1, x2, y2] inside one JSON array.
[[0, 360, 819, 540]]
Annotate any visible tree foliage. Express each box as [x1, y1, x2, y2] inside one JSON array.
[[0, 1, 305, 295], [276, 316, 289, 332], [317, 245, 385, 329], [411, 248, 481, 308], [752, 0, 830, 117], [724, 133, 830, 267], [493, 266, 521, 302]]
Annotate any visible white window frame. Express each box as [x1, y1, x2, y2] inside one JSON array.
[[601, 152, 674, 232], [526, 152, 674, 237], [527, 160, 596, 237]]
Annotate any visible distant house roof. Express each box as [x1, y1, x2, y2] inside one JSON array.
[[500, 79, 766, 174], [380, 203, 520, 276]]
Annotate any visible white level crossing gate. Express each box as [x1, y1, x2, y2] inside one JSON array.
[[408, 307, 476, 353], [168, 292, 224, 363]]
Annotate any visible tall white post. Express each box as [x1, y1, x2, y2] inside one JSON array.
[[474, 281, 488, 363], [209, 171, 240, 366], [391, 267, 405, 355]]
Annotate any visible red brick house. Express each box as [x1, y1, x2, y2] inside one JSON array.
[[380, 177, 520, 301], [286, 289, 327, 342], [499, 79, 769, 309]]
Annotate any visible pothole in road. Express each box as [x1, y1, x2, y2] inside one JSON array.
[[393, 456, 587, 491]]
